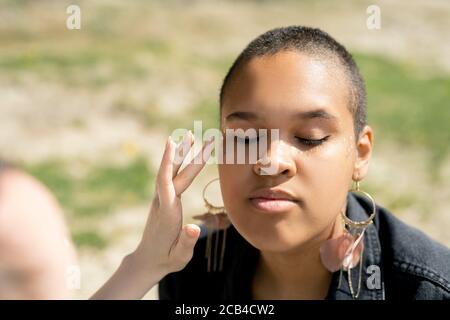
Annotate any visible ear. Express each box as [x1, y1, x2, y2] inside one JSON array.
[[352, 125, 374, 181]]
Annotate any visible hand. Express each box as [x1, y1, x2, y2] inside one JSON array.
[[133, 131, 215, 276], [92, 131, 215, 299]]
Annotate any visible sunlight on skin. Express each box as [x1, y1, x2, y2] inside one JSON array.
[[218, 51, 373, 299]]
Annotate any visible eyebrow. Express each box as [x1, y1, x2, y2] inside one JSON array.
[[225, 111, 259, 121], [225, 109, 338, 122], [298, 109, 338, 121]]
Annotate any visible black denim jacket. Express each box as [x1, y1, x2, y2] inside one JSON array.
[[159, 193, 450, 300]]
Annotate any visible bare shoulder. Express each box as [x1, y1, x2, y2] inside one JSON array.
[[0, 168, 77, 298], [0, 168, 66, 234]]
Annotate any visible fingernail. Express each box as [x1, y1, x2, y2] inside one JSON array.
[[186, 224, 200, 237], [204, 138, 215, 152], [168, 136, 175, 149], [184, 130, 191, 141], [202, 140, 215, 162], [177, 131, 189, 148]]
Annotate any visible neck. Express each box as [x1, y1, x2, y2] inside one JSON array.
[[252, 205, 346, 300]]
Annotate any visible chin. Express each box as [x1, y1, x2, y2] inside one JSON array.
[[251, 235, 307, 253], [233, 218, 310, 253]]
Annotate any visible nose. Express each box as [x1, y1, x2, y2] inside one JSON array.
[[253, 140, 297, 177]]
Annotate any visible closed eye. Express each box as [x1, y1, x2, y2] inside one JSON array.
[[234, 134, 330, 146], [295, 136, 330, 146], [235, 135, 260, 144]]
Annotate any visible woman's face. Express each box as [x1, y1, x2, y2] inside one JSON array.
[[218, 51, 365, 253]]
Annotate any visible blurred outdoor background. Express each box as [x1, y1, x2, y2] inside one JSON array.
[[0, 0, 449, 299]]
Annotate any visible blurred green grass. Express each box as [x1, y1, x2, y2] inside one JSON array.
[[0, 39, 171, 86], [73, 230, 108, 250], [24, 157, 154, 249], [355, 53, 450, 177]]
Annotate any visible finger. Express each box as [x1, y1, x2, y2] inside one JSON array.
[[156, 136, 176, 205], [173, 130, 194, 178], [173, 137, 215, 196], [169, 224, 201, 266]]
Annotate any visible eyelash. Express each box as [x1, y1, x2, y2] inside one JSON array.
[[235, 136, 260, 144], [295, 136, 330, 146], [235, 135, 330, 146]]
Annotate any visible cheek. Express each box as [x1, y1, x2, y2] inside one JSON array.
[[300, 135, 356, 212], [301, 134, 355, 175], [218, 163, 251, 207]]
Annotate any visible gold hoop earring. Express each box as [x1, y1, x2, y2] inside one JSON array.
[[337, 179, 377, 299], [192, 178, 230, 272], [340, 180, 376, 229]]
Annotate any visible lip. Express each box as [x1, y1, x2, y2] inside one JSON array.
[[248, 188, 300, 213]]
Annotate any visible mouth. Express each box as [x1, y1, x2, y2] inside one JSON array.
[[248, 188, 300, 213]]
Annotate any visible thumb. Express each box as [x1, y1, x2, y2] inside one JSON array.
[[170, 224, 201, 269]]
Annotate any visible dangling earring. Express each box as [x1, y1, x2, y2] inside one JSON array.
[[319, 179, 377, 299], [192, 178, 231, 272]]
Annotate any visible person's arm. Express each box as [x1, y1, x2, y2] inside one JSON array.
[[92, 132, 214, 299]]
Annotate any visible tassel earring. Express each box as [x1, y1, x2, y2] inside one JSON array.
[[320, 180, 377, 299], [193, 178, 230, 272]]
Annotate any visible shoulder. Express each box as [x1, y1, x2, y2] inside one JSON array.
[[0, 168, 77, 298], [0, 168, 64, 229], [373, 201, 450, 299]]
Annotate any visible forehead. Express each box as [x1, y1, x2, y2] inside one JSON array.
[[222, 51, 351, 124]]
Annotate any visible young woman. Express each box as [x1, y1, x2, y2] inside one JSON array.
[[93, 26, 450, 300]]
